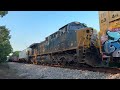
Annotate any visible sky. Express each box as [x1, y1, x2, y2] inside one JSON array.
[[0, 11, 100, 51]]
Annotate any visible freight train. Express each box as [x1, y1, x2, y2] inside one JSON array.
[[17, 11, 120, 68]]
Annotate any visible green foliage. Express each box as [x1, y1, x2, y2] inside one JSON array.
[[0, 11, 8, 17], [0, 11, 11, 63], [0, 26, 13, 62], [0, 26, 11, 42], [12, 51, 20, 57]]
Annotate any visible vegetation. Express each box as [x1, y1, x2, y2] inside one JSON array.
[[12, 51, 20, 57], [0, 11, 13, 63], [0, 11, 8, 17]]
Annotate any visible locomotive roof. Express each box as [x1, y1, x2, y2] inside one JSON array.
[[45, 21, 84, 39], [29, 43, 40, 48], [59, 21, 81, 30]]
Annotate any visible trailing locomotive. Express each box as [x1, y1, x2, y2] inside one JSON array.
[[25, 21, 102, 67]]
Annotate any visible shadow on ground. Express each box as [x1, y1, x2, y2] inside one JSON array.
[[0, 63, 25, 79]]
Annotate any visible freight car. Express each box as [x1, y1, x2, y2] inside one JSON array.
[[27, 21, 102, 67], [99, 11, 120, 67], [8, 56, 19, 62], [19, 48, 32, 63]]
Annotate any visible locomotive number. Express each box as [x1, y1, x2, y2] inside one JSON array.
[[101, 18, 106, 23], [112, 14, 119, 18]]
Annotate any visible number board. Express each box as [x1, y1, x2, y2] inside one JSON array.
[[109, 11, 120, 22]]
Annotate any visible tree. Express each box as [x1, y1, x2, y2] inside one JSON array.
[[0, 26, 13, 62], [12, 51, 20, 57], [0, 11, 8, 17], [0, 11, 12, 62], [0, 26, 11, 42]]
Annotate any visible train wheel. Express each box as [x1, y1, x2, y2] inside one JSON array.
[[60, 57, 67, 66]]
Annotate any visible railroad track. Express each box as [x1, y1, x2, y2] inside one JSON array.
[[14, 61, 120, 74], [38, 63, 120, 74], [61, 66, 120, 74]]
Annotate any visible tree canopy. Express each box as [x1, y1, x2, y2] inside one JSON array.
[[12, 51, 20, 57], [0, 11, 8, 17], [0, 26, 13, 62], [0, 11, 13, 62]]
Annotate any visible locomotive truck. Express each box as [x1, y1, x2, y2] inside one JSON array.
[[18, 11, 120, 67]]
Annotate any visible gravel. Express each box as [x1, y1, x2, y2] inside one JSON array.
[[7, 62, 120, 79]]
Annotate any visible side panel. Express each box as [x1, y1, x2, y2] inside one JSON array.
[[100, 30, 120, 57], [99, 11, 109, 35], [40, 41, 46, 55], [44, 30, 77, 54], [99, 11, 120, 58], [109, 19, 120, 30], [109, 11, 120, 22], [19, 48, 31, 60], [66, 30, 77, 49]]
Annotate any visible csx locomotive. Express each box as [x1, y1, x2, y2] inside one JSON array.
[[19, 21, 104, 67]]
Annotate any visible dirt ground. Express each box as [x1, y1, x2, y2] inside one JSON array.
[[0, 63, 24, 79]]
